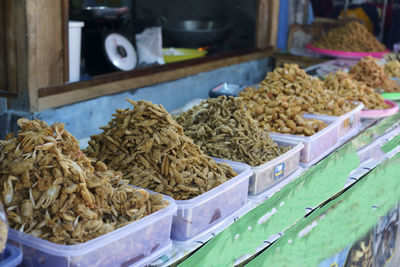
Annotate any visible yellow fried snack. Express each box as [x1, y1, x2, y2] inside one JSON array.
[[324, 71, 389, 110], [240, 64, 355, 136], [349, 56, 400, 93], [314, 21, 386, 52], [384, 60, 400, 78]]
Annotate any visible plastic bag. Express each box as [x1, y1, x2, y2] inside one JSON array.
[[135, 27, 164, 66]]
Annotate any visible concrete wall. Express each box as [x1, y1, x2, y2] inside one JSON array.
[[1, 58, 271, 139]]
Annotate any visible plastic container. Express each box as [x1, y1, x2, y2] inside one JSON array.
[[163, 48, 207, 63], [269, 117, 340, 163], [0, 245, 23, 267], [247, 139, 303, 195], [361, 100, 399, 119], [357, 141, 384, 163], [7, 193, 177, 267], [209, 82, 246, 98], [357, 126, 400, 163], [303, 103, 364, 138], [0, 203, 8, 257], [249, 168, 304, 204], [172, 200, 253, 246], [171, 160, 252, 241], [68, 21, 84, 82]]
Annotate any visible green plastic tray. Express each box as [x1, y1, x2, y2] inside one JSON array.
[[381, 92, 400, 101]]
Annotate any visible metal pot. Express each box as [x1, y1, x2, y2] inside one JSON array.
[[161, 19, 229, 47], [84, 6, 130, 19]]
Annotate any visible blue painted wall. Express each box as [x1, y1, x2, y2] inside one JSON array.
[[0, 97, 6, 112], [1, 58, 271, 139]]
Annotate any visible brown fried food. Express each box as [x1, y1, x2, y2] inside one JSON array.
[[349, 56, 400, 92], [314, 21, 387, 52], [324, 71, 390, 110], [175, 96, 289, 166], [239, 64, 355, 136], [85, 99, 237, 200], [0, 119, 169, 245], [384, 60, 400, 78]]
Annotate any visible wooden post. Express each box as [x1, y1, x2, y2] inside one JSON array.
[[256, 0, 280, 49], [62, 0, 69, 83], [256, 0, 269, 49], [5, 0, 68, 112], [0, 0, 18, 97]]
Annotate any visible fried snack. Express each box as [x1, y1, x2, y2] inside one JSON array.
[[384, 60, 400, 78], [314, 21, 387, 52], [175, 96, 288, 166], [324, 71, 389, 110], [260, 64, 354, 115], [0, 119, 169, 245], [240, 87, 327, 136], [85, 99, 237, 200], [239, 64, 355, 136], [349, 56, 400, 92], [384, 53, 400, 62]]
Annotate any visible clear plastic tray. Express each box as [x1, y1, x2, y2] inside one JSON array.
[[357, 126, 400, 164], [249, 167, 304, 204], [269, 117, 340, 163], [0, 245, 22, 267], [209, 82, 246, 98], [7, 193, 177, 267], [247, 139, 303, 195], [172, 200, 253, 247], [357, 141, 384, 163], [302, 103, 364, 138], [0, 203, 8, 256], [171, 160, 252, 241]]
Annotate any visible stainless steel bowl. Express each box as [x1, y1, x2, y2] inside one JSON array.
[[162, 20, 229, 47], [84, 6, 130, 19]]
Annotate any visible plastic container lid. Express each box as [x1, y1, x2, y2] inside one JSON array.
[[0, 245, 23, 267]]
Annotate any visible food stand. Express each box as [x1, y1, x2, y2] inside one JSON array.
[[2, 1, 400, 267]]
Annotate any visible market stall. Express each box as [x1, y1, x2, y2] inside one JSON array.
[[3, 1, 400, 267], [1, 55, 400, 266]]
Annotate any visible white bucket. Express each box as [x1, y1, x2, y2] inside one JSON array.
[[68, 21, 84, 82]]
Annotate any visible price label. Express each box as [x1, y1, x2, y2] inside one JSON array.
[[274, 163, 285, 180]]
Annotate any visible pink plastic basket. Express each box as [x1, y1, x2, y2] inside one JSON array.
[[306, 43, 389, 59], [361, 100, 399, 119]]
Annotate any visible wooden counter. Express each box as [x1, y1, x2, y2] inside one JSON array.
[[37, 48, 274, 110]]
